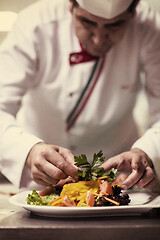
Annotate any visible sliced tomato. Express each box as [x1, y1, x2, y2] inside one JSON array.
[[86, 191, 95, 207], [100, 181, 113, 195]]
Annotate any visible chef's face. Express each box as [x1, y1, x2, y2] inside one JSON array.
[[69, 3, 134, 57]]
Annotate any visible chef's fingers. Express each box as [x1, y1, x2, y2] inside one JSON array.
[[121, 155, 146, 189], [56, 177, 76, 187], [32, 178, 51, 187], [33, 175, 59, 187], [56, 146, 75, 165], [101, 152, 132, 173], [34, 156, 68, 180], [31, 164, 60, 186], [142, 176, 158, 190], [132, 167, 158, 190], [34, 177, 59, 187], [42, 145, 78, 179], [101, 155, 119, 171], [27, 143, 78, 185], [39, 185, 54, 196], [38, 177, 75, 196], [54, 146, 79, 179], [111, 173, 128, 185]]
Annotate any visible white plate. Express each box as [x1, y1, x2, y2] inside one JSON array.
[[9, 190, 160, 218]]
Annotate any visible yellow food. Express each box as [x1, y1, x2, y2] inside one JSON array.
[[50, 180, 100, 207]]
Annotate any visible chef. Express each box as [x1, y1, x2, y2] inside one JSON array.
[[0, 0, 160, 190]]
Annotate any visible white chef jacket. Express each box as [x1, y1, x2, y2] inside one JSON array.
[[0, 0, 160, 189]]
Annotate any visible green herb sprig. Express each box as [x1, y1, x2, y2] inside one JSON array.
[[74, 150, 117, 182]]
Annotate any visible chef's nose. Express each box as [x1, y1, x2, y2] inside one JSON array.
[[91, 28, 107, 46]]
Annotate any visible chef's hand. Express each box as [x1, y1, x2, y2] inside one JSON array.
[[101, 148, 158, 190], [26, 142, 78, 186]]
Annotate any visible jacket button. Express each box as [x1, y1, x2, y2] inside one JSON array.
[[69, 92, 74, 97]]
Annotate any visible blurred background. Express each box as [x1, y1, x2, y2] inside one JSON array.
[[0, 0, 160, 143]]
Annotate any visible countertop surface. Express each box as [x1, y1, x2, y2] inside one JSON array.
[[1, 175, 160, 240]]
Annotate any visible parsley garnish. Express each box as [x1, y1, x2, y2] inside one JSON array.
[[74, 150, 117, 182]]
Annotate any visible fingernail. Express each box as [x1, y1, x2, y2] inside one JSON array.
[[122, 185, 128, 190]]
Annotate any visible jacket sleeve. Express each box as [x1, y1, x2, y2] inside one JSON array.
[[0, 13, 43, 188], [132, 9, 160, 181]]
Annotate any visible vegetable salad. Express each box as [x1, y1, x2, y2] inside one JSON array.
[[27, 151, 130, 207]]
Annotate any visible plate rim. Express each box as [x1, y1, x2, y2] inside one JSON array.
[[9, 190, 160, 217]]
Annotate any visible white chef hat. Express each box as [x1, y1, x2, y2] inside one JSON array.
[[76, 0, 133, 19]]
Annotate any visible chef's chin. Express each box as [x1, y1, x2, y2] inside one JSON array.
[[88, 46, 112, 57]]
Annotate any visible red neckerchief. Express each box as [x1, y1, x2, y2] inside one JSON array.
[[69, 42, 99, 65]]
